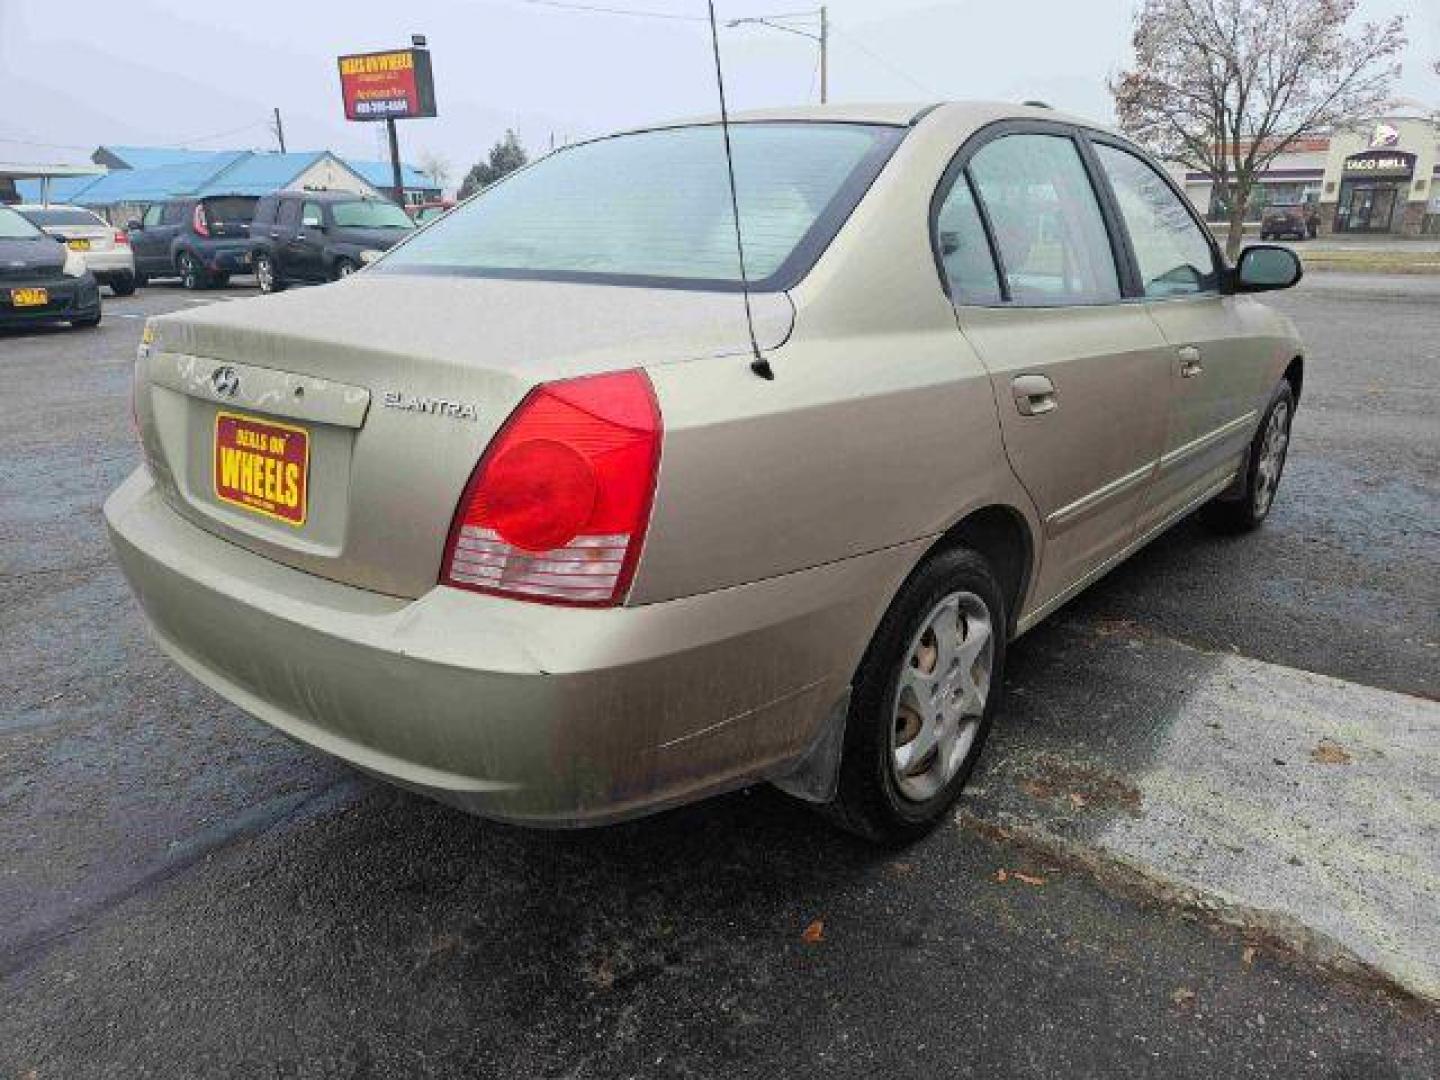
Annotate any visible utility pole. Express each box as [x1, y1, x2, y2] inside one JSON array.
[[819, 6, 828, 104], [272, 107, 287, 153]]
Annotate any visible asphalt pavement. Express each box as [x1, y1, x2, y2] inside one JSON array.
[[2, 275, 1437, 1078]]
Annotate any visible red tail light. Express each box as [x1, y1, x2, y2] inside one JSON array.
[[441, 370, 661, 607], [192, 204, 210, 238], [114, 230, 130, 246]]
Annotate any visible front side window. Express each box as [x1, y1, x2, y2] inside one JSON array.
[[934, 176, 1001, 304], [377, 122, 904, 290], [1094, 144, 1218, 298], [968, 133, 1120, 305], [330, 200, 414, 229]]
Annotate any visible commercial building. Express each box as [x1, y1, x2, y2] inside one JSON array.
[[8, 145, 440, 222], [1177, 104, 1439, 237]]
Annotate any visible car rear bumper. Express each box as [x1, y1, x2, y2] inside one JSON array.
[[82, 250, 136, 278], [104, 468, 918, 826], [0, 274, 100, 326], [204, 245, 252, 273]]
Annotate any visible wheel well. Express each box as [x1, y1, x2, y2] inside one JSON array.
[[1284, 356, 1304, 403], [933, 506, 1033, 634]]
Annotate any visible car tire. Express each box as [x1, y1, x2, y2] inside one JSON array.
[[255, 254, 284, 294], [332, 257, 358, 280], [109, 273, 137, 297], [177, 252, 205, 290], [1203, 381, 1296, 533], [825, 546, 1006, 846], [212, 273, 231, 288]]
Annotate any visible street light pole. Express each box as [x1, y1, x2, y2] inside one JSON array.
[[727, 7, 829, 104]]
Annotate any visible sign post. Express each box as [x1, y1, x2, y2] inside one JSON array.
[[336, 37, 437, 206]]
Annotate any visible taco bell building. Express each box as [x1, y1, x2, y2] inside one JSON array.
[[1178, 106, 1440, 237]]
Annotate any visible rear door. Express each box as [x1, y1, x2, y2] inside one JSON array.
[[272, 198, 302, 277], [1087, 138, 1268, 535], [940, 125, 1174, 609]]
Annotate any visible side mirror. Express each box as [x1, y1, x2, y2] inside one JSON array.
[[126, 219, 143, 232], [1233, 244, 1302, 293]]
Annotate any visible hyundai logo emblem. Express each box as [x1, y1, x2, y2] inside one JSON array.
[[210, 365, 240, 399]]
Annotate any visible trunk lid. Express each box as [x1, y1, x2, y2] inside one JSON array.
[[137, 273, 792, 598]]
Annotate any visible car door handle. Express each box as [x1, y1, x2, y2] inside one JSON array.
[[1012, 374, 1057, 416], [1178, 345, 1204, 378]]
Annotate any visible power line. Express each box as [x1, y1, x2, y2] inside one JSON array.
[[829, 22, 937, 98], [511, 0, 706, 20]]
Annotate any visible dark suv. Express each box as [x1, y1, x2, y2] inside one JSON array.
[[127, 195, 258, 289], [1260, 198, 1319, 241], [249, 191, 415, 293]]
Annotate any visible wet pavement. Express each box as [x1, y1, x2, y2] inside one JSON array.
[[2, 275, 1438, 1077]]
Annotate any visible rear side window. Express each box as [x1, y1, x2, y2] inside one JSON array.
[[203, 197, 258, 224], [1093, 144, 1219, 298], [142, 204, 164, 228], [968, 134, 1120, 305], [23, 207, 106, 228], [276, 199, 301, 230], [378, 122, 905, 290], [252, 198, 276, 228], [934, 177, 1002, 304], [161, 202, 187, 225]]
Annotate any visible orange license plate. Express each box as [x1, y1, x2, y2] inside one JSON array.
[[10, 287, 47, 307], [213, 412, 310, 526]]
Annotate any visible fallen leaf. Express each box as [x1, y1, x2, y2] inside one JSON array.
[[1242, 946, 1257, 966], [1311, 740, 1352, 765], [1068, 792, 1087, 810], [995, 868, 1009, 883], [801, 919, 825, 944], [1171, 987, 1197, 1009], [1013, 871, 1047, 887]]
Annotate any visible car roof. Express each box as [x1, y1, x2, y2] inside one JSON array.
[[270, 191, 391, 204], [619, 100, 1111, 135]]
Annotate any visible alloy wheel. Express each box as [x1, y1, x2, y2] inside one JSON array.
[[890, 591, 994, 803], [1254, 399, 1291, 517]]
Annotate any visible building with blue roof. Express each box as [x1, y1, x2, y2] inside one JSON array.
[[13, 145, 440, 220]]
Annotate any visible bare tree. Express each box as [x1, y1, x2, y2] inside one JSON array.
[[1111, 0, 1406, 258], [416, 151, 453, 195]]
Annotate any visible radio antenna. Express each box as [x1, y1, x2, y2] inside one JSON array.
[[706, 0, 774, 380]]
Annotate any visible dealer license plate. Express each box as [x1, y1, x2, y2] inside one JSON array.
[[213, 411, 310, 527]]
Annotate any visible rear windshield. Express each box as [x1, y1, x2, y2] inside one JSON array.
[[376, 122, 905, 290], [330, 200, 415, 229], [203, 197, 258, 223], [22, 207, 106, 228], [0, 206, 44, 239]]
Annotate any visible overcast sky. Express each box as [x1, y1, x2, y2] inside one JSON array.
[[3, 0, 1436, 187]]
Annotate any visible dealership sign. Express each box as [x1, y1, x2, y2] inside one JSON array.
[[337, 48, 437, 121], [1342, 149, 1415, 176]]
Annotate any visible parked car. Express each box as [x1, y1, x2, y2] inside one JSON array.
[[249, 191, 415, 293], [127, 195, 258, 289], [410, 200, 456, 224], [14, 204, 136, 295], [0, 203, 102, 329], [107, 103, 1304, 843], [1260, 198, 1318, 241]]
